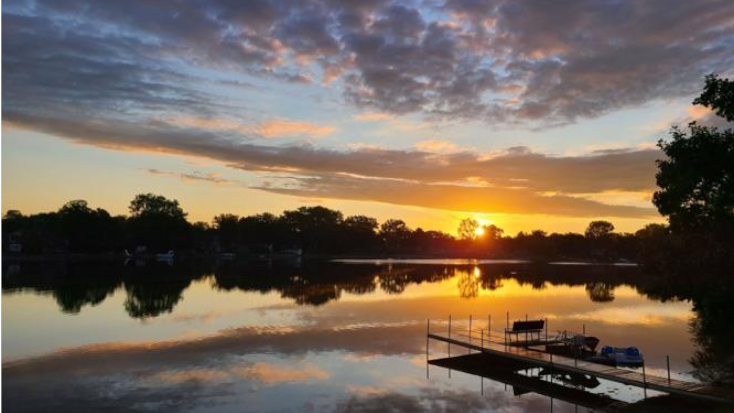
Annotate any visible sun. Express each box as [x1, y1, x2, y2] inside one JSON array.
[[474, 226, 485, 237]]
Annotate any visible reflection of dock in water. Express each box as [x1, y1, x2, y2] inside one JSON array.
[[427, 318, 734, 405], [430, 353, 627, 410]]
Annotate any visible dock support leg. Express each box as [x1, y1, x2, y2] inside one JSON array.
[[426, 319, 430, 360], [481, 329, 484, 350], [488, 314, 491, 343], [468, 315, 472, 354], [448, 315, 451, 358], [667, 355, 671, 386], [642, 361, 647, 399]]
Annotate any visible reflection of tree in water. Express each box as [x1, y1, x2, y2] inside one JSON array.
[[456, 269, 480, 298], [379, 269, 414, 294], [481, 276, 503, 291], [54, 284, 118, 313], [3, 259, 645, 318], [688, 286, 734, 387], [639, 267, 734, 388], [585, 282, 615, 302], [123, 280, 191, 318]]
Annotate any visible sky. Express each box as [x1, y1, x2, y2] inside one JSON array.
[[2, 0, 734, 235]]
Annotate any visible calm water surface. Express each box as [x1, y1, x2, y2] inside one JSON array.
[[2, 259, 705, 412]]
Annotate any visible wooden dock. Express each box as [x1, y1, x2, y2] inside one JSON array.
[[427, 320, 734, 405]]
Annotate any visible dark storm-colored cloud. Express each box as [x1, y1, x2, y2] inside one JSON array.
[[5, 0, 734, 125]]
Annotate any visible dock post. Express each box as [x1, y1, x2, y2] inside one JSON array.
[[667, 355, 671, 386], [469, 315, 473, 340], [468, 314, 473, 354], [488, 314, 491, 343], [481, 329, 484, 350], [448, 315, 451, 358], [545, 317, 548, 341], [426, 319, 430, 360], [525, 314, 529, 345], [642, 361, 648, 398], [583, 324, 586, 336], [506, 311, 510, 349]]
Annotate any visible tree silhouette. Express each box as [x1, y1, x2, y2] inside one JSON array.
[[213, 213, 239, 251], [380, 219, 411, 252], [127, 193, 191, 252], [654, 124, 734, 232], [584, 221, 615, 239], [693, 74, 734, 122], [457, 218, 479, 240]]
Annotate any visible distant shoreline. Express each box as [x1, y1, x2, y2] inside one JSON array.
[[1, 252, 636, 265]]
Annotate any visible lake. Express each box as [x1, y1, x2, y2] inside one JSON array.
[[1, 258, 718, 412]]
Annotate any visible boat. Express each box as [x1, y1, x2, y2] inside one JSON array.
[[155, 250, 175, 261], [588, 346, 644, 366], [545, 334, 600, 359]]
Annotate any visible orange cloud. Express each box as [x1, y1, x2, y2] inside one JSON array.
[[255, 119, 336, 138], [687, 105, 713, 120], [168, 116, 335, 139], [353, 112, 393, 121], [414, 140, 459, 153]]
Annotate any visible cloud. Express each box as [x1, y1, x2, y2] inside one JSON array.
[[257, 174, 657, 218], [413, 140, 459, 153], [12, 0, 725, 218], [146, 169, 233, 185], [6, 112, 661, 218], [167, 116, 335, 140], [353, 112, 393, 122], [255, 119, 336, 139], [5, 0, 733, 126]]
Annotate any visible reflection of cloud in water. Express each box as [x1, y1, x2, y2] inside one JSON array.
[[334, 387, 543, 413], [235, 362, 330, 384], [346, 384, 387, 396], [3, 324, 425, 378], [150, 362, 329, 385], [560, 304, 692, 326]]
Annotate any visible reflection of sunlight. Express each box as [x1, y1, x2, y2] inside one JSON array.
[[338, 273, 591, 302]]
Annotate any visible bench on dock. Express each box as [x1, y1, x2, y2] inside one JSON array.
[[505, 320, 545, 343]]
